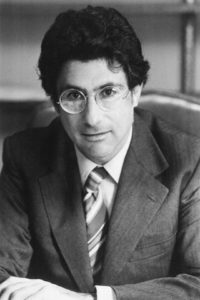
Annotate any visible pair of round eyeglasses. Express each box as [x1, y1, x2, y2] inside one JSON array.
[[57, 85, 130, 114]]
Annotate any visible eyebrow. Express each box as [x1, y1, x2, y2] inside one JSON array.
[[60, 82, 125, 94]]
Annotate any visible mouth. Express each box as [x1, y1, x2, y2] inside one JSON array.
[[82, 131, 110, 141]]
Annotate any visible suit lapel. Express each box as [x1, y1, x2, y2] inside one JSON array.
[[38, 122, 94, 292], [101, 113, 169, 284]]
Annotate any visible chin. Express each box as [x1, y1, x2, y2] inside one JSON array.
[[92, 151, 113, 165]]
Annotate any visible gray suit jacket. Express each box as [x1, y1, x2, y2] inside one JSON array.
[[0, 108, 200, 299]]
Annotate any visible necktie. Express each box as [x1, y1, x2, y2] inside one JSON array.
[[83, 167, 109, 280]]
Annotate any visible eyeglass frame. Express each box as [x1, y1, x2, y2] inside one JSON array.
[[56, 84, 130, 114]]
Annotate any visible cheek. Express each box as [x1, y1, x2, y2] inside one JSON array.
[[113, 105, 134, 129], [60, 113, 80, 139]]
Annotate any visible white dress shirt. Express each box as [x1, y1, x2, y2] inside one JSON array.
[[75, 128, 132, 300]]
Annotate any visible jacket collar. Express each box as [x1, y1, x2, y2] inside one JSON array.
[[101, 112, 169, 283], [38, 119, 95, 292]]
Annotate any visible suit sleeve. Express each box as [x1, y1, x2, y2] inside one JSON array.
[[0, 137, 33, 283], [111, 158, 200, 300]]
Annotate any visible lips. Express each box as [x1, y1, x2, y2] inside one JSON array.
[[82, 131, 110, 141]]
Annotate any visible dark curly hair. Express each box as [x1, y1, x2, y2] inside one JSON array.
[[38, 5, 150, 105]]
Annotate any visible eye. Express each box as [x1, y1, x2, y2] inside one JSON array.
[[100, 86, 118, 99], [62, 89, 84, 102]]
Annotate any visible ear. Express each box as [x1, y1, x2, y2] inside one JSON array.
[[131, 84, 143, 108], [51, 96, 60, 114]]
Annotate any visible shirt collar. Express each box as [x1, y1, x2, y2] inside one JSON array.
[[75, 127, 132, 185]]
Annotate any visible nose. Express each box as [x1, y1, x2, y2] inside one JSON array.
[[83, 96, 101, 126]]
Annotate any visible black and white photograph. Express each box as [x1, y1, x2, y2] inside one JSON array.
[[0, 0, 200, 299]]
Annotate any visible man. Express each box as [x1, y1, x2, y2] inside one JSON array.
[[0, 5, 200, 300]]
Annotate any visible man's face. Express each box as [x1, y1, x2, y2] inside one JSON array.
[[57, 59, 141, 164]]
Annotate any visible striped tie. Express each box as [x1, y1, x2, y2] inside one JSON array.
[[83, 167, 108, 280]]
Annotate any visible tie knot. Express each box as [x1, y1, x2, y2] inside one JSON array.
[[85, 167, 107, 193]]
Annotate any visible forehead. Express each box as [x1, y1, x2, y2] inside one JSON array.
[[57, 59, 128, 92]]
